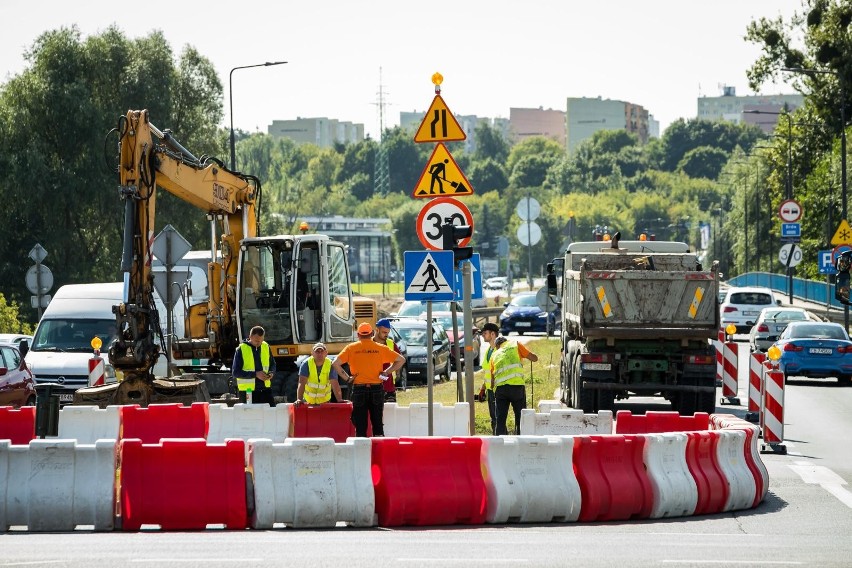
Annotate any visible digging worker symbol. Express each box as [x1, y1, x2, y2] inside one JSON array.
[[421, 258, 440, 292], [428, 159, 449, 194]]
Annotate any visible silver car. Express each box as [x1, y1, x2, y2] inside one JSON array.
[[748, 307, 823, 352]]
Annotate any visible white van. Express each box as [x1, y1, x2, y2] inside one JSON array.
[[25, 283, 125, 403]]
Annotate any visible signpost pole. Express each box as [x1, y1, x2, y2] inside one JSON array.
[[426, 300, 434, 436], [463, 260, 475, 435]]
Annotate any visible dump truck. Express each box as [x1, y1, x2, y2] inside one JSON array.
[[546, 239, 719, 414]]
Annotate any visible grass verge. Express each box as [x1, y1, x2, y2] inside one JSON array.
[[395, 337, 562, 434]]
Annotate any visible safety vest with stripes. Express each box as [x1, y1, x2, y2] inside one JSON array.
[[483, 346, 496, 391], [305, 358, 333, 404], [237, 341, 271, 392], [491, 343, 525, 388]]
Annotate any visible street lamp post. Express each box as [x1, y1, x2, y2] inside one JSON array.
[[229, 61, 287, 171]]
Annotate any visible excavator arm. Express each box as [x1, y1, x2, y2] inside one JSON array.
[[107, 109, 259, 402]]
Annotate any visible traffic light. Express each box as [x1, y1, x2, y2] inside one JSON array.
[[441, 219, 473, 263], [835, 250, 852, 305]]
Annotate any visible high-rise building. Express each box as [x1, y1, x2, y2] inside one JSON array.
[[697, 85, 803, 132], [509, 107, 566, 146], [565, 97, 650, 153], [268, 117, 364, 148]]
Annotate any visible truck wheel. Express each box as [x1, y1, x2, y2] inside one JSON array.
[[696, 389, 716, 414]]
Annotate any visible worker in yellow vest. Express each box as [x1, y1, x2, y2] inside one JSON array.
[[373, 318, 401, 401], [476, 322, 500, 434], [491, 335, 538, 435], [295, 342, 343, 405], [231, 325, 276, 405]]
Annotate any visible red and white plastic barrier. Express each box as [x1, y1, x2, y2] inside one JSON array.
[[643, 433, 698, 518], [382, 403, 470, 437], [519, 409, 613, 435], [249, 437, 374, 528], [0, 439, 115, 531], [481, 435, 581, 523], [207, 403, 290, 443], [715, 329, 724, 385], [58, 405, 120, 443]]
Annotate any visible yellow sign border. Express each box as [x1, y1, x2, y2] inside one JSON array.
[[413, 95, 466, 143], [411, 142, 474, 199]]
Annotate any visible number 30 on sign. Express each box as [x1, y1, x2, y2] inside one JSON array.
[[415, 197, 475, 251]]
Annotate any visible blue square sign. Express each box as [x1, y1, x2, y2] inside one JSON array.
[[782, 223, 801, 237], [454, 253, 483, 301], [403, 250, 455, 301], [819, 249, 837, 274]]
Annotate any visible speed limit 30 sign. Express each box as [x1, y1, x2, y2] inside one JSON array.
[[416, 196, 474, 251]]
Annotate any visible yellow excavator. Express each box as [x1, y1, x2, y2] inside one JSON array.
[[75, 110, 375, 406]]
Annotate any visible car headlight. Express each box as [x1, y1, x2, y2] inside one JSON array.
[[411, 357, 427, 364], [537, 313, 548, 319]]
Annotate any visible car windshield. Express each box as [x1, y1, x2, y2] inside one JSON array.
[[764, 310, 807, 323], [510, 294, 539, 307], [729, 292, 773, 305], [31, 319, 118, 352], [396, 327, 428, 346], [789, 324, 847, 340]]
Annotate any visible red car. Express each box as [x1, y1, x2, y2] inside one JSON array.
[[0, 342, 36, 407]]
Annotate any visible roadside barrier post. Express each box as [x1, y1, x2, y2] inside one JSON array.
[[720, 324, 740, 405], [744, 352, 765, 423], [760, 346, 786, 454]]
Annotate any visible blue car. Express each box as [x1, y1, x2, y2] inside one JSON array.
[[499, 292, 559, 336], [773, 321, 852, 385]]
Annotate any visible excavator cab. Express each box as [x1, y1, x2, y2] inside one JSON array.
[[237, 235, 356, 356]]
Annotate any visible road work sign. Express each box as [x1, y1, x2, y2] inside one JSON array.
[[412, 143, 473, 198]]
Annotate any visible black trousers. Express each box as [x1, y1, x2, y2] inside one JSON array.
[[495, 384, 526, 435], [487, 389, 497, 435], [351, 384, 385, 437]]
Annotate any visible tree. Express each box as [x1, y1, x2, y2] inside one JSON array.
[[0, 26, 224, 310], [656, 119, 763, 172], [0, 294, 33, 334], [468, 158, 509, 193], [677, 146, 730, 179], [473, 121, 510, 163], [505, 136, 565, 176]]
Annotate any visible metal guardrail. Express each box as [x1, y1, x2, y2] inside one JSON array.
[[727, 272, 843, 323]]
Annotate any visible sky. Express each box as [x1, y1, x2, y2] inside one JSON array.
[[1, 0, 806, 141]]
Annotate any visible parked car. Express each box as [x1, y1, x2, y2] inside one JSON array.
[[388, 318, 451, 384], [772, 321, 852, 385], [0, 341, 37, 407], [0, 334, 33, 347], [423, 311, 482, 369], [484, 276, 509, 290], [499, 291, 559, 336], [719, 286, 780, 334], [749, 307, 823, 352]]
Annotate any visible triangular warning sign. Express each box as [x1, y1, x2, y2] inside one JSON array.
[[831, 219, 852, 246], [412, 143, 474, 198], [413, 95, 466, 143], [406, 253, 453, 295]]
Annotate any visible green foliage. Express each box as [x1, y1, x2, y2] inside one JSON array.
[[0, 294, 33, 334], [657, 119, 764, 172], [677, 146, 731, 179], [0, 26, 223, 311]]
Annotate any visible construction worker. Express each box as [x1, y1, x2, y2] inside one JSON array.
[[373, 318, 400, 401], [294, 342, 343, 405], [491, 335, 538, 435], [331, 322, 404, 437], [477, 322, 500, 434], [231, 325, 276, 405]]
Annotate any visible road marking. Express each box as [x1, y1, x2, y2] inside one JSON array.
[[789, 460, 852, 509], [398, 560, 527, 564], [130, 560, 264, 564], [2, 563, 66, 566], [662, 561, 802, 565]]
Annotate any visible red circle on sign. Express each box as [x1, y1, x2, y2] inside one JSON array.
[[415, 197, 475, 251], [832, 244, 852, 265], [778, 199, 802, 223]]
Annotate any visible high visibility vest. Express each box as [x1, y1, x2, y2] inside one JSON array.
[[305, 358, 332, 404], [483, 346, 496, 391], [491, 343, 525, 388], [237, 341, 272, 392]]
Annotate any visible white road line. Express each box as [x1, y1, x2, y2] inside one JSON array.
[[2, 562, 66, 567], [129, 560, 264, 564], [789, 460, 852, 509], [661, 561, 802, 565], [397, 560, 527, 564]]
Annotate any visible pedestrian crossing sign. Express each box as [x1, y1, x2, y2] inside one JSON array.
[[412, 143, 474, 199], [413, 94, 466, 143], [403, 250, 455, 301]]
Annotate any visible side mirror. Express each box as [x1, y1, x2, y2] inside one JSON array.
[[18, 339, 29, 358]]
